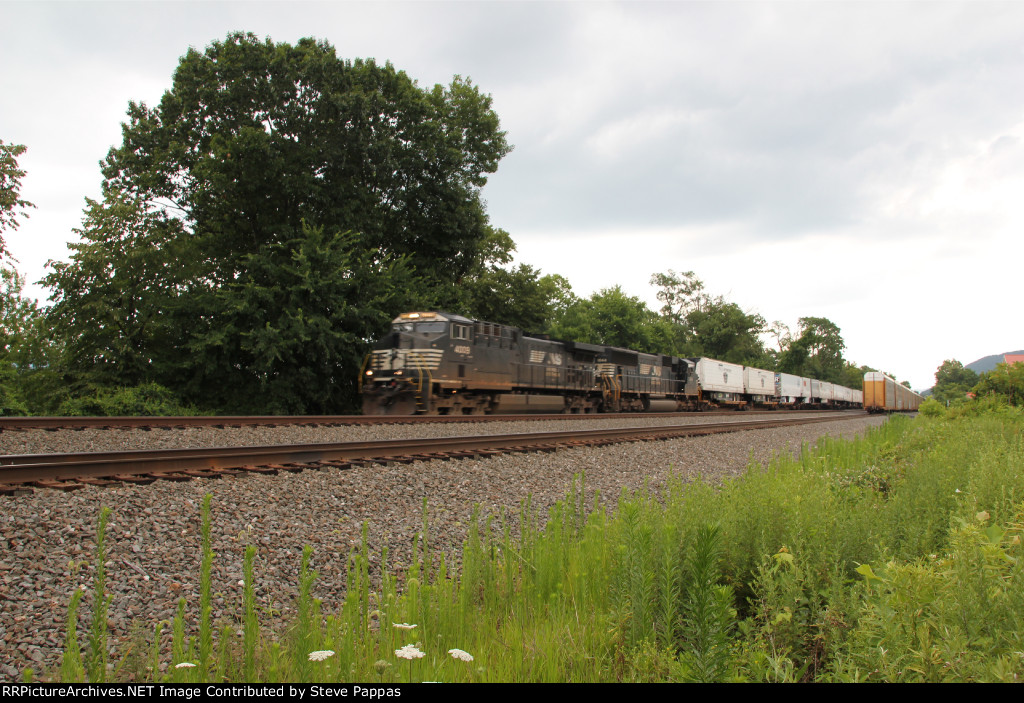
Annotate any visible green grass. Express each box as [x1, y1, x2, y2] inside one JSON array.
[[51, 404, 1024, 682]]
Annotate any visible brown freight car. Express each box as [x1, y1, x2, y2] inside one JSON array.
[[863, 371, 924, 412]]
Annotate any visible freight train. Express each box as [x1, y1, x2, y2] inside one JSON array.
[[863, 371, 924, 412], [359, 311, 865, 415]]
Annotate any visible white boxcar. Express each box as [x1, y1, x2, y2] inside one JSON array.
[[743, 367, 776, 400], [811, 380, 834, 402], [694, 358, 745, 398], [776, 373, 811, 403]]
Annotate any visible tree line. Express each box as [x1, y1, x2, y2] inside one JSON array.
[[930, 359, 1024, 408], [2, 33, 904, 416]]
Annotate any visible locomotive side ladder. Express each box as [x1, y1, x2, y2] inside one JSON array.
[[408, 353, 432, 414]]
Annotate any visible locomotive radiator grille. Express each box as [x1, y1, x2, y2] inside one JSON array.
[[370, 349, 444, 371]]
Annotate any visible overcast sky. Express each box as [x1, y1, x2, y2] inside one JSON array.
[[3, 0, 1023, 390]]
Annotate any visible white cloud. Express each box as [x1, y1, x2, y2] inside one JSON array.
[[3, 0, 1024, 391]]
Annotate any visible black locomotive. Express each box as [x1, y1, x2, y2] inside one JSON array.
[[359, 311, 698, 415]]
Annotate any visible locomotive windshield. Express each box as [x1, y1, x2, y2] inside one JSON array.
[[392, 321, 448, 334]]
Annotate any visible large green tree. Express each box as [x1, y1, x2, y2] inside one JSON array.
[[650, 269, 707, 323], [779, 316, 847, 382], [49, 33, 512, 413], [44, 194, 189, 393], [548, 286, 676, 354], [101, 33, 509, 286], [185, 222, 420, 413], [931, 359, 979, 405], [973, 362, 1024, 407], [0, 140, 35, 260], [649, 270, 768, 363], [840, 362, 875, 391], [0, 141, 55, 413], [1, 265, 58, 414], [648, 269, 707, 356], [685, 295, 767, 365], [461, 262, 573, 334], [452, 227, 574, 333]]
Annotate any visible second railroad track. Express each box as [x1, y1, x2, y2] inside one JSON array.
[[0, 412, 867, 492]]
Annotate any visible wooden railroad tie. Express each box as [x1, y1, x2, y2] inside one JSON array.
[[150, 472, 193, 482], [112, 474, 157, 484], [77, 477, 118, 486], [262, 463, 307, 473], [0, 483, 33, 496], [237, 465, 279, 474], [180, 469, 223, 479], [316, 460, 352, 470], [32, 479, 84, 491]]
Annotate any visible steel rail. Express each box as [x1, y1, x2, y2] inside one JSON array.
[[0, 408, 851, 432], [0, 413, 866, 487]]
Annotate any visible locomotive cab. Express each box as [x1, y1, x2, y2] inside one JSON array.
[[388, 315, 449, 342], [361, 312, 456, 414]]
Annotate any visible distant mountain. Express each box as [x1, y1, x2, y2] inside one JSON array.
[[920, 350, 1024, 396], [966, 350, 1024, 375]]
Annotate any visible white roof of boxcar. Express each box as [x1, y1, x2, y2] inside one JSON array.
[[864, 371, 894, 383]]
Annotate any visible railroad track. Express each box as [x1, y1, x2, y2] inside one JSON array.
[[0, 412, 866, 492], [0, 408, 850, 432]]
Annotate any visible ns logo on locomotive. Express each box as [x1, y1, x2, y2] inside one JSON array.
[[359, 312, 868, 416]]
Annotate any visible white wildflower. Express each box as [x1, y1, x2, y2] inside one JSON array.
[[175, 662, 197, 669], [395, 644, 425, 660], [308, 650, 335, 662], [392, 622, 417, 630], [448, 648, 474, 662]]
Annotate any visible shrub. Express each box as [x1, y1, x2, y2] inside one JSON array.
[[917, 397, 945, 418], [58, 383, 198, 416], [973, 362, 1024, 407]]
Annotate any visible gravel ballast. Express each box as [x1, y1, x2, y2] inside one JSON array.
[[0, 414, 885, 679], [0, 411, 854, 456]]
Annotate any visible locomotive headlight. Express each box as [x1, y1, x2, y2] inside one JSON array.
[[365, 370, 373, 376]]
